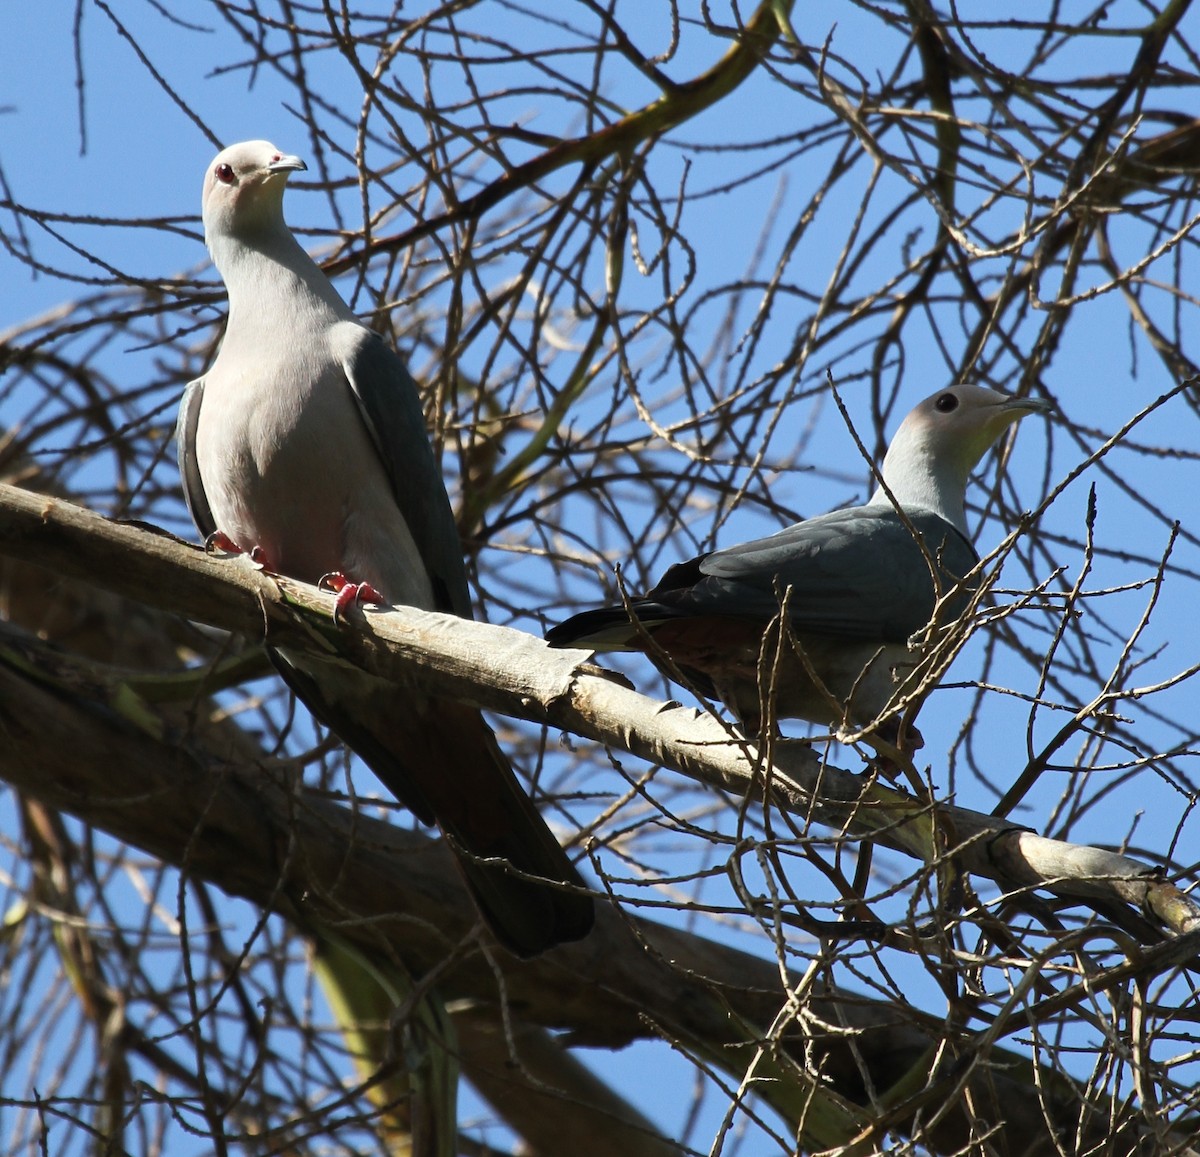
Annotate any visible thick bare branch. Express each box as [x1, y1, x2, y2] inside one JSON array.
[[0, 615, 1122, 1157], [1, 482, 1194, 945]]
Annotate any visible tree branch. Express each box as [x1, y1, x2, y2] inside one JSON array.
[[0, 482, 1195, 942], [0, 608, 1105, 1157]]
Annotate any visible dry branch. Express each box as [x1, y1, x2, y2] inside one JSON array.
[[0, 555, 1117, 1157], [1, 480, 1196, 948]]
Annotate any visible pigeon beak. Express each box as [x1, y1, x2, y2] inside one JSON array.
[[997, 394, 1053, 418], [969, 394, 1052, 451], [267, 153, 307, 174]]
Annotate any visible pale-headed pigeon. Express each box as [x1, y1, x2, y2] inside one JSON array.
[[177, 141, 593, 956], [546, 386, 1050, 740]]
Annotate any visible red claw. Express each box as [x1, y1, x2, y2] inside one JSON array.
[[319, 571, 387, 626], [204, 531, 272, 570], [204, 530, 243, 554]]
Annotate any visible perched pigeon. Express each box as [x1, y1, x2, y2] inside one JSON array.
[[177, 140, 592, 956], [546, 386, 1050, 739]]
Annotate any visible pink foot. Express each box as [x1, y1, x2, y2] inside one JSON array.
[[319, 571, 387, 625], [204, 530, 241, 554], [204, 531, 271, 568]]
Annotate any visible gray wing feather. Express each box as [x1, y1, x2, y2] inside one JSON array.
[[341, 329, 472, 618], [176, 378, 216, 540], [691, 506, 978, 641]]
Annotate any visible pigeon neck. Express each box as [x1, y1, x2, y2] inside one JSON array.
[[208, 222, 354, 328], [868, 440, 970, 536]]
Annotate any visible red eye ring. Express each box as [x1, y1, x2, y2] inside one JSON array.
[[215, 163, 235, 184]]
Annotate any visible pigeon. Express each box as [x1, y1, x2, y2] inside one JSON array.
[[546, 386, 1050, 742], [177, 140, 593, 956]]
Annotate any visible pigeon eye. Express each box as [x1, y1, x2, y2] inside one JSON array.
[[934, 392, 959, 413], [215, 163, 235, 184]]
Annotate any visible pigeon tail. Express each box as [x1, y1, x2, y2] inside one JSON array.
[[272, 653, 593, 957]]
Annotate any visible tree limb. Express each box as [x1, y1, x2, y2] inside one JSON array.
[[0, 482, 1195, 942]]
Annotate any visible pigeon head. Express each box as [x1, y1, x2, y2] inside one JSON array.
[[201, 140, 307, 247], [871, 385, 1052, 533]]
